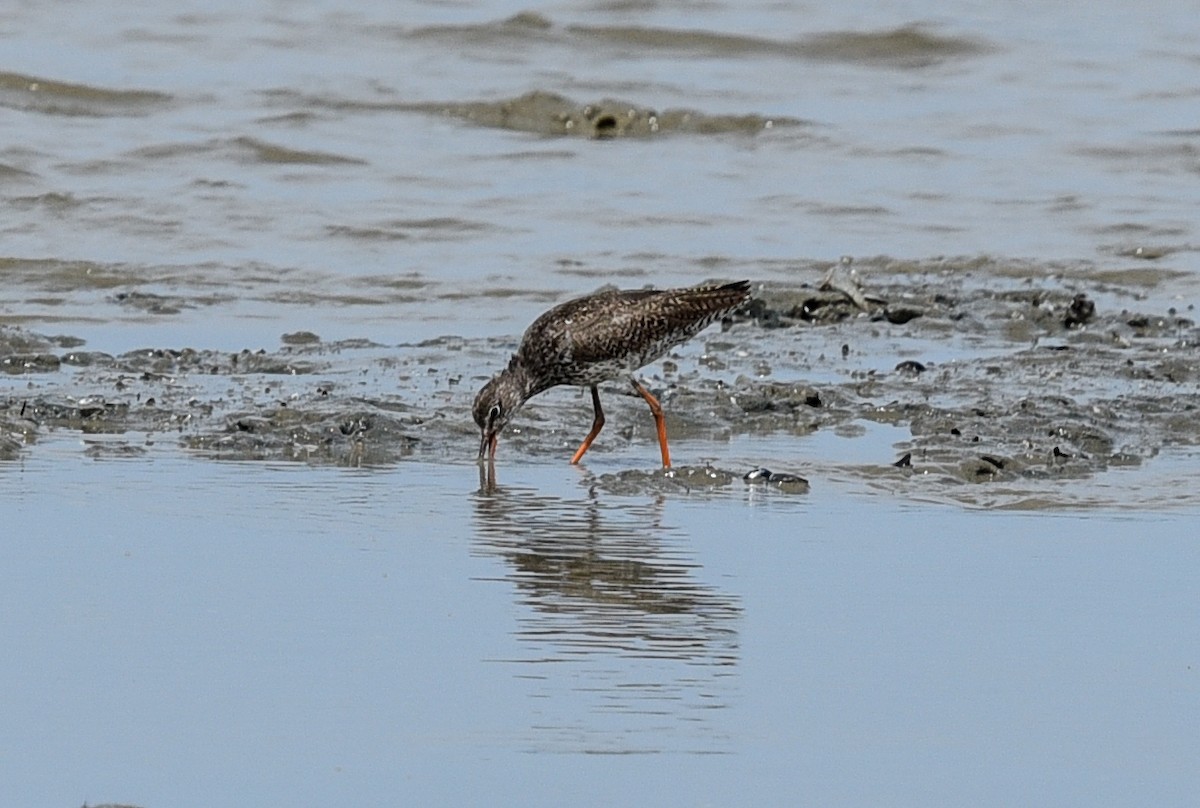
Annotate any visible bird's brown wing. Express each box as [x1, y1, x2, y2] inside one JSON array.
[[522, 283, 749, 370], [517, 288, 660, 365]]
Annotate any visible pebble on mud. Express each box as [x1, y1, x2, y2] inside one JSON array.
[[1063, 293, 1096, 328], [743, 467, 810, 493], [281, 331, 322, 346], [882, 306, 923, 325]]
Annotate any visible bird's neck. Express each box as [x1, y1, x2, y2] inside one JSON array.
[[503, 357, 537, 398]]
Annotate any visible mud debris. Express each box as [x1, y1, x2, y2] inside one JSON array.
[[417, 90, 799, 139], [743, 467, 811, 494]]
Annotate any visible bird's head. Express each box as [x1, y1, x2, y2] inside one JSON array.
[[473, 370, 526, 461]]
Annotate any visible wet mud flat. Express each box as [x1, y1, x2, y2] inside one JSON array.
[[3, 258, 1198, 507]]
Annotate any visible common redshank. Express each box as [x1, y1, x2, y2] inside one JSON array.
[[473, 280, 751, 467]]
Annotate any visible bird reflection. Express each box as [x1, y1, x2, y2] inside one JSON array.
[[472, 468, 741, 753]]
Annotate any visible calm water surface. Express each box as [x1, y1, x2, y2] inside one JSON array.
[[3, 0, 1200, 805], [3, 442, 1198, 806]]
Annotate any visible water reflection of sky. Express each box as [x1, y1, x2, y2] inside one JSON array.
[[3, 439, 1198, 805]]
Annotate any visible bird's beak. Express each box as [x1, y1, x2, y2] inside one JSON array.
[[478, 431, 498, 461]]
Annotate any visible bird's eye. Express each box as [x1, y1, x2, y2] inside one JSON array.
[[488, 404, 502, 425]]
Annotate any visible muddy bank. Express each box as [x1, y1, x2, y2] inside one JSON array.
[[3, 258, 1198, 506], [276, 88, 800, 139], [415, 90, 797, 139]]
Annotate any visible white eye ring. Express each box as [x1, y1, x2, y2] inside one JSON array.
[[488, 404, 502, 423]]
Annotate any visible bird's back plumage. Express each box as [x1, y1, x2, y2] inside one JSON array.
[[516, 281, 750, 393]]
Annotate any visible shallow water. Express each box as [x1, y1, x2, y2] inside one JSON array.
[[6, 425, 1200, 806], [3, 0, 1200, 805], [4, 441, 1199, 806]]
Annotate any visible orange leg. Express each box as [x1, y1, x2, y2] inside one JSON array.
[[632, 379, 671, 469], [570, 385, 606, 464]]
